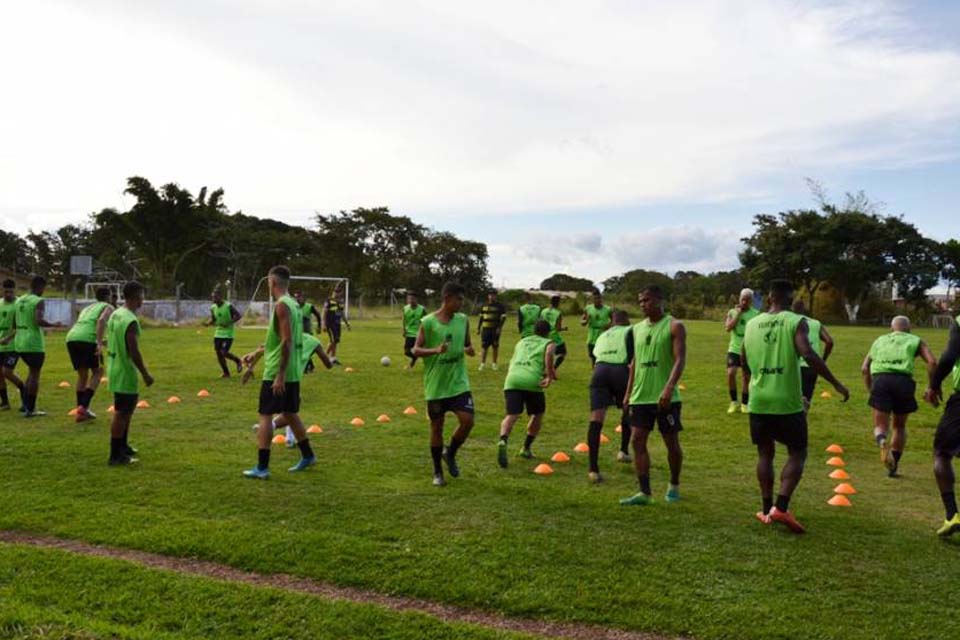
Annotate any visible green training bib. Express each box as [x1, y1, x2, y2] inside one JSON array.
[[727, 307, 759, 355], [67, 301, 110, 344], [107, 307, 141, 394], [14, 294, 44, 354], [0, 299, 17, 354], [629, 315, 680, 405], [503, 335, 551, 393], [869, 331, 921, 376], [799, 317, 823, 369], [211, 302, 235, 339], [519, 304, 541, 338], [744, 311, 804, 415], [403, 304, 426, 338], [593, 324, 631, 366], [263, 295, 304, 383], [540, 307, 564, 345], [585, 304, 612, 344], [421, 312, 470, 401]]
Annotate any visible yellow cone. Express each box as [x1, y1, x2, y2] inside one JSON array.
[[551, 451, 570, 463], [533, 463, 554, 475], [820, 391, 832, 399]]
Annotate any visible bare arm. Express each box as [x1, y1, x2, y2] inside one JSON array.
[[796, 319, 848, 400], [820, 326, 834, 361], [314, 344, 334, 369], [861, 355, 873, 393], [125, 323, 153, 386], [541, 343, 556, 386], [95, 306, 114, 355], [659, 320, 687, 410], [464, 318, 475, 356], [411, 324, 443, 358], [204, 309, 215, 326], [230, 305, 242, 324], [311, 306, 323, 326], [724, 310, 739, 332], [623, 358, 636, 410], [272, 302, 291, 394]]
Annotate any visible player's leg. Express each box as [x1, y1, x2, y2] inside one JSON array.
[[0, 368, 7, 410], [873, 409, 892, 467], [617, 406, 632, 462], [755, 435, 776, 522], [726, 358, 739, 414], [520, 400, 544, 458], [445, 403, 474, 478], [108, 395, 137, 465], [553, 342, 567, 371], [588, 344, 596, 369], [498, 413, 520, 468], [23, 355, 44, 416], [285, 411, 316, 471], [491, 339, 499, 368], [768, 414, 809, 533], [86, 354, 104, 414], [2, 359, 26, 411], [404, 337, 417, 368], [660, 411, 683, 502], [888, 413, 908, 477], [932, 396, 960, 535], [429, 412, 446, 485], [587, 407, 607, 479], [214, 339, 230, 377], [620, 409, 654, 505], [741, 364, 751, 409], [223, 339, 242, 373]]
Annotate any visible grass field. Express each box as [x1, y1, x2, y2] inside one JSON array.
[[1, 316, 958, 639]]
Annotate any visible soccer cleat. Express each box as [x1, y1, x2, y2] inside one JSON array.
[[616, 451, 632, 463], [491, 363, 499, 371], [288, 456, 316, 472], [236, 360, 243, 374], [443, 447, 460, 478], [936, 514, 960, 537], [25, 410, 46, 418], [882, 443, 895, 472], [727, 401, 739, 414], [755, 511, 772, 524], [518, 448, 534, 460], [242, 467, 270, 480], [665, 485, 681, 503], [478, 363, 485, 371], [619, 492, 654, 506], [432, 473, 447, 487], [740, 404, 750, 414], [769, 507, 806, 533], [124, 445, 138, 456], [108, 456, 139, 466], [497, 441, 508, 468], [84, 408, 97, 420], [588, 471, 604, 484]]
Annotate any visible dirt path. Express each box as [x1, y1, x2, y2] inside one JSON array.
[[0, 530, 677, 640]]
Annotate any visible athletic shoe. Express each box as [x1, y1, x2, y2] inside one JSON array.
[[755, 511, 772, 525], [665, 485, 681, 503], [588, 471, 603, 484], [616, 451, 632, 463], [727, 401, 739, 414], [936, 514, 960, 537], [242, 467, 270, 480], [124, 445, 138, 456], [108, 456, 139, 466], [491, 363, 498, 371], [75, 407, 92, 423], [250, 423, 260, 432], [619, 492, 654, 506], [497, 441, 508, 468], [84, 409, 97, 420], [236, 361, 243, 374], [740, 404, 750, 414], [478, 363, 485, 371], [18, 404, 27, 414], [887, 469, 901, 479], [881, 441, 894, 471], [25, 410, 46, 418], [288, 456, 316, 472], [518, 447, 534, 460], [769, 507, 805, 533], [432, 473, 446, 487], [443, 447, 460, 478]]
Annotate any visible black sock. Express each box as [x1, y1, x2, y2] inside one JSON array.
[[523, 434, 536, 451], [257, 448, 270, 471], [775, 494, 790, 512], [619, 412, 631, 454], [76, 390, 83, 407], [638, 474, 651, 495], [0, 388, 7, 405], [762, 496, 773, 515], [219, 361, 229, 375], [891, 450, 902, 469], [741, 392, 749, 405], [110, 437, 123, 460], [875, 433, 886, 446], [943, 492, 958, 520], [26, 394, 36, 412], [447, 435, 465, 457], [297, 438, 314, 459], [729, 388, 737, 402], [587, 421, 602, 473], [17, 384, 25, 407], [84, 388, 95, 408], [430, 445, 443, 474]]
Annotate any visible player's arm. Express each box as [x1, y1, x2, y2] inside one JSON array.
[[724, 309, 739, 332], [311, 306, 323, 328], [36, 300, 62, 328], [314, 343, 334, 369], [498, 306, 506, 331], [126, 323, 153, 387], [204, 309, 215, 327], [660, 320, 687, 410], [557, 314, 565, 332], [95, 306, 114, 356], [517, 309, 523, 334], [926, 321, 960, 407], [623, 357, 636, 410], [580, 310, 588, 326], [342, 305, 352, 330], [860, 355, 873, 393], [820, 325, 834, 361], [272, 302, 291, 395], [464, 318, 475, 357], [240, 345, 265, 384], [320, 302, 329, 332], [541, 342, 557, 387], [796, 319, 848, 401], [412, 324, 443, 357], [919, 341, 938, 379], [230, 304, 242, 324]]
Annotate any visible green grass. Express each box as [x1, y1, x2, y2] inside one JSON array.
[[1, 318, 958, 639]]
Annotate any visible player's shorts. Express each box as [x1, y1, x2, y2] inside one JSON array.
[[630, 402, 683, 434], [67, 341, 100, 371], [801, 368, 819, 402], [726, 352, 750, 374], [589, 363, 629, 410], [427, 392, 474, 420], [404, 336, 416, 354], [327, 322, 342, 344], [868, 373, 918, 415], [1, 351, 18, 369], [554, 342, 567, 357], [481, 328, 500, 349], [750, 412, 808, 451], [19, 352, 45, 369], [504, 389, 545, 415], [258, 380, 301, 415], [213, 337, 234, 354], [113, 392, 139, 416], [934, 393, 960, 456]]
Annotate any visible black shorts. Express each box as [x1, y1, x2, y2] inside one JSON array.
[[727, 352, 751, 374], [630, 403, 683, 434], [481, 328, 500, 349], [67, 341, 100, 371], [934, 393, 960, 456], [258, 380, 301, 415], [427, 392, 474, 420], [114, 392, 138, 416], [213, 337, 234, 353], [1, 352, 17, 369], [504, 389, 545, 415], [554, 342, 567, 357], [327, 323, 342, 344], [404, 336, 416, 354], [869, 373, 918, 415], [801, 368, 818, 401], [20, 352, 45, 369], [589, 363, 629, 410], [750, 412, 808, 451]]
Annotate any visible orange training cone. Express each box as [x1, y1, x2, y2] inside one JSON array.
[[825, 444, 844, 454], [167, 396, 181, 404], [58, 381, 71, 389], [377, 414, 391, 423], [828, 494, 852, 507], [107, 405, 115, 413], [829, 469, 850, 480], [403, 406, 418, 416], [344, 367, 355, 373], [600, 434, 611, 445], [574, 442, 590, 453], [307, 424, 323, 434], [271, 434, 286, 445], [826, 456, 845, 467], [67, 408, 79, 416], [615, 425, 622, 433], [834, 483, 857, 495], [551, 451, 570, 463], [678, 383, 687, 391], [820, 391, 832, 399], [350, 417, 365, 427], [136, 400, 150, 409], [197, 389, 211, 397], [533, 463, 554, 475]]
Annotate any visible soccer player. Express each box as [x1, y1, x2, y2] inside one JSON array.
[[582, 290, 612, 367], [0, 279, 24, 411], [322, 283, 351, 364], [295, 290, 323, 335], [65, 287, 114, 422], [587, 309, 634, 483], [791, 299, 834, 408], [478, 290, 506, 371], [862, 316, 936, 477], [105, 281, 154, 466], [412, 281, 476, 487], [205, 288, 243, 377], [743, 280, 848, 533], [402, 292, 426, 369], [540, 296, 567, 372], [3, 276, 62, 417], [923, 313, 960, 536], [497, 320, 555, 467], [517, 292, 541, 338], [243, 266, 316, 479], [620, 286, 686, 506], [724, 288, 759, 414]]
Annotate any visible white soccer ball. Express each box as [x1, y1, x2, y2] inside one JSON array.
[[380, 356, 392, 367]]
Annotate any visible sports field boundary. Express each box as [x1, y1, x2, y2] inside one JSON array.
[[0, 530, 677, 640]]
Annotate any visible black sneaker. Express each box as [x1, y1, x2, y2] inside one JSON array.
[[443, 447, 460, 478], [108, 456, 139, 466]]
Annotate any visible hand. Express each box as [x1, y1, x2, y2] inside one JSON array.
[[465, 345, 475, 357], [925, 387, 943, 408], [538, 376, 551, 389], [241, 368, 254, 385], [437, 341, 449, 354], [834, 382, 850, 403], [143, 373, 154, 387], [272, 375, 286, 396], [658, 387, 674, 412]]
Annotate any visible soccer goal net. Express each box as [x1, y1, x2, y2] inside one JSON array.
[[245, 275, 350, 324]]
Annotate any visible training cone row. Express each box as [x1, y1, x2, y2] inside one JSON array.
[[825, 443, 855, 507]]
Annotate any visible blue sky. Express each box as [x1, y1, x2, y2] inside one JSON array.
[[1, 0, 958, 288]]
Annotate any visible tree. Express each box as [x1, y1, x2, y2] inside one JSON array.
[[939, 239, 960, 300], [539, 273, 595, 292], [602, 269, 673, 300], [0, 229, 32, 274]]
